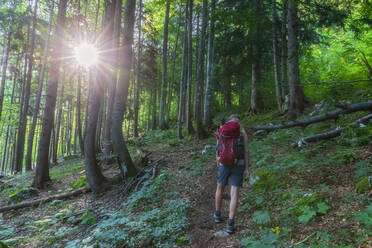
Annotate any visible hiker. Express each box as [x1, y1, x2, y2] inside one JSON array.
[[214, 114, 250, 234]]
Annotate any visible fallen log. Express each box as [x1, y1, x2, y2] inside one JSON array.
[[0, 187, 91, 213], [292, 114, 372, 147], [253, 100, 372, 132]]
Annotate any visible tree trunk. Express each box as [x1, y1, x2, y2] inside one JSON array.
[[203, 0, 216, 130], [159, 1, 170, 130], [53, 74, 65, 164], [272, 0, 282, 112], [287, 0, 305, 119], [84, 69, 106, 193], [250, 0, 263, 113], [151, 85, 157, 130], [177, 11, 188, 139], [133, 0, 142, 137], [186, 0, 195, 135], [15, 0, 39, 173], [111, 0, 137, 178], [25, 0, 54, 171], [0, 4, 14, 121], [32, 0, 67, 189], [281, 0, 288, 101]]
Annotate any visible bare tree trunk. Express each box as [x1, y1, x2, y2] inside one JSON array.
[[177, 10, 188, 139], [133, 0, 142, 137], [152, 85, 157, 130], [111, 0, 137, 178], [204, 0, 216, 129], [0, 2, 14, 121], [281, 0, 288, 100], [272, 0, 282, 112], [186, 0, 195, 135], [25, 0, 54, 171], [287, 0, 305, 119], [53, 74, 65, 164], [250, 0, 263, 113], [15, 0, 39, 173], [33, 0, 67, 189], [159, 1, 170, 130], [84, 69, 106, 193]]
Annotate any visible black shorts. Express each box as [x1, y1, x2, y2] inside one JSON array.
[[217, 159, 245, 187]]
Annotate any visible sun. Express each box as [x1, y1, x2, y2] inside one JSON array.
[[74, 43, 98, 67]]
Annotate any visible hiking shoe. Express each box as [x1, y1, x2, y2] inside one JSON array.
[[213, 210, 221, 223], [226, 219, 234, 234]]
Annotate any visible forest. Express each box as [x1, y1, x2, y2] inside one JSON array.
[[0, 0, 371, 247]]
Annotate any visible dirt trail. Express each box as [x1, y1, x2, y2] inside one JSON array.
[[149, 143, 243, 248]]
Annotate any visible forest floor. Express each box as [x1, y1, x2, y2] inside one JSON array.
[[0, 108, 371, 248]]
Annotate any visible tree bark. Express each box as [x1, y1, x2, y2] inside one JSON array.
[[272, 0, 282, 112], [53, 74, 65, 164], [159, 1, 170, 130], [287, 0, 305, 119], [253, 100, 372, 132], [177, 11, 188, 140], [0, 3, 14, 121], [111, 0, 137, 178], [133, 0, 142, 137], [194, 0, 207, 139], [25, 0, 54, 171], [203, 0, 216, 130], [186, 0, 195, 135], [281, 0, 288, 100], [15, 0, 39, 173], [250, 0, 263, 113], [32, 0, 68, 189]]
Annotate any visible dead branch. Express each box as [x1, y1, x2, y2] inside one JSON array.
[[292, 114, 372, 147], [253, 100, 372, 132], [0, 187, 91, 213]]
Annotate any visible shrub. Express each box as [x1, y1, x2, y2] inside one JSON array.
[[355, 177, 371, 194]]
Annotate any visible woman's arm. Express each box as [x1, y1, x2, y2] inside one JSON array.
[[241, 127, 250, 178]]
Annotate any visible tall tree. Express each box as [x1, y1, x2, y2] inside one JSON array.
[[25, 0, 54, 171], [281, 0, 288, 100], [287, 0, 305, 119], [0, 2, 15, 121], [250, 0, 264, 113], [159, 1, 170, 130], [111, 0, 137, 178], [185, 0, 194, 135], [203, 0, 216, 129], [194, 0, 207, 139], [272, 0, 282, 112], [15, 0, 39, 173], [133, 0, 142, 137], [33, 0, 68, 188]]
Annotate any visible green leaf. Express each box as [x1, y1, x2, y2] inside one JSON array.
[[298, 206, 316, 223], [317, 202, 331, 214], [252, 210, 271, 225]]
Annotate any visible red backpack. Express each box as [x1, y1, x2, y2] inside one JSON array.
[[217, 121, 240, 166]]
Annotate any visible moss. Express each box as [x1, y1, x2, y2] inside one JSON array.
[[8, 188, 39, 205], [355, 177, 371, 194], [293, 193, 324, 216]]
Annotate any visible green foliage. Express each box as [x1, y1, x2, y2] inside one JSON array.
[[0, 241, 8, 248], [317, 202, 331, 215], [252, 210, 271, 225], [69, 175, 89, 190], [251, 169, 278, 194], [294, 193, 324, 216], [81, 210, 97, 225], [298, 206, 317, 223], [355, 177, 371, 194], [0, 225, 14, 240], [354, 160, 372, 182], [354, 203, 372, 229], [329, 148, 358, 164], [78, 199, 189, 248], [241, 229, 279, 248], [49, 163, 84, 180]]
